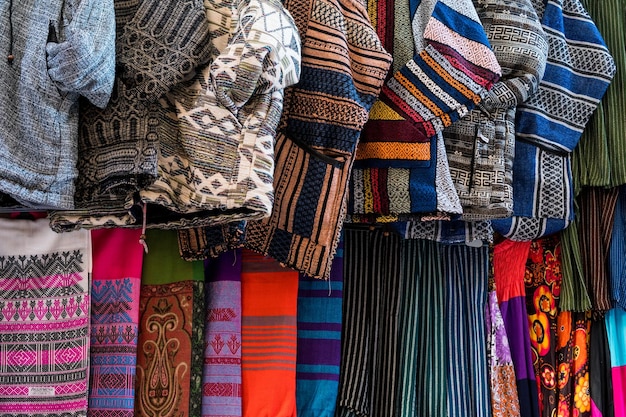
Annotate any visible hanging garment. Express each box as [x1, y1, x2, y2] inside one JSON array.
[[605, 308, 626, 417], [296, 239, 343, 417], [486, 277, 522, 417], [178, 221, 247, 261], [0, 0, 115, 209], [0, 218, 91, 417], [176, 0, 392, 279], [525, 236, 562, 417], [48, 0, 301, 231], [348, 0, 502, 220], [491, 0, 616, 240], [573, 0, 626, 189], [589, 317, 614, 417], [240, 250, 299, 417], [442, 244, 491, 417], [336, 227, 407, 417], [133, 0, 302, 229], [203, 250, 243, 417], [89, 228, 144, 417], [494, 239, 540, 417], [72, 0, 216, 206], [404, 218, 494, 245], [135, 229, 205, 417], [443, 0, 548, 221], [609, 185, 626, 310]]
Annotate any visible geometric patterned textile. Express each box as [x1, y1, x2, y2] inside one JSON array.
[[492, 0, 616, 240], [349, 0, 502, 219], [0, 217, 91, 417], [88, 229, 144, 417], [134, 0, 302, 228], [444, 0, 548, 221], [238, 0, 392, 279], [202, 250, 243, 417]]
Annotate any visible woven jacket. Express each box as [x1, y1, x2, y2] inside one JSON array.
[[491, 0, 615, 241], [49, 0, 301, 231], [444, 0, 548, 221], [347, 0, 502, 220], [178, 0, 392, 279], [0, 0, 115, 209]]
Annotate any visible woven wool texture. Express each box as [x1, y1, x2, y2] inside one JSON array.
[[72, 0, 215, 208], [0, 0, 115, 209], [179, 0, 392, 279], [0, 218, 92, 417], [442, 0, 547, 221], [348, 0, 502, 220], [133, 0, 302, 228], [491, 0, 616, 241]]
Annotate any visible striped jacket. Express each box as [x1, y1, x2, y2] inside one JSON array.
[[348, 0, 502, 220], [492, 0, 616, 241], [179, 0, 392, 279]]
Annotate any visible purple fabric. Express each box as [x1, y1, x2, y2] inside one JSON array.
[[202, 250, 243, 417]]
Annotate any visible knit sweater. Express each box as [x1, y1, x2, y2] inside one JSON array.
[[0, 0, 115, 209]]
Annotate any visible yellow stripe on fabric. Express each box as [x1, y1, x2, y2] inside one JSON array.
[[369, 100, 404, 120], [356, 142, 430, 161]]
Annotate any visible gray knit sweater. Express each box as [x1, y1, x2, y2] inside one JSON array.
[[0, 0, 115, 209]]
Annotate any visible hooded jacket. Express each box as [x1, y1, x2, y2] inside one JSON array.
[[0, 0, 115, 209]]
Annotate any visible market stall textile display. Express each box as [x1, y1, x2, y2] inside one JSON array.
[[89, 228, 144, 417], [0, 217, 91, 417]]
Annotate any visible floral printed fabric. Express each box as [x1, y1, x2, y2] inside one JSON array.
[[525, 236, 592, 417]]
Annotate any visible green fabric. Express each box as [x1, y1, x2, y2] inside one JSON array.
[[559, 218, 592, 312], [577, 0, 626, 188], [141, 229, 204, 285]]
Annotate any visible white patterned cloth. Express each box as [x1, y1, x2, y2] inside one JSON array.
[[0, 218, 91, 417]]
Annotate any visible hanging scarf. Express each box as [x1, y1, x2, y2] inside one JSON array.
[[0, 218, 91, 417], [203, 250, 243, 417], [89, 228, 144, 417], [491, 0, 615, 240]]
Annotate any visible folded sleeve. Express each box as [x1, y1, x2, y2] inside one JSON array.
[[381, 0, 501, 141], [46, 0, 116, 108]]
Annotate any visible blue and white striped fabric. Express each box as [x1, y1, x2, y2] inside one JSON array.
[[492, 0, 615, 241]]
